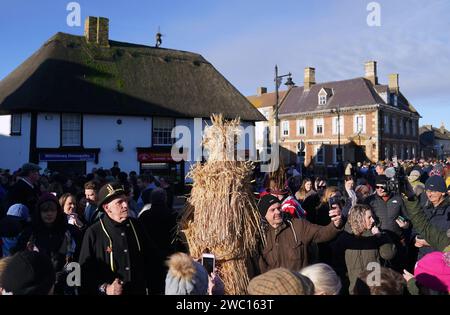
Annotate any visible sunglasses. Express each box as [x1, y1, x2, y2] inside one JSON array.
[[375, 185, 386, 189]]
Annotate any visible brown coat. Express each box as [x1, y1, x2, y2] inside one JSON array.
[[258, 219, 342, 274]]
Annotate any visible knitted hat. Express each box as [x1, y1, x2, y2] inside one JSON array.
[[257, 194, 280, 218], [7, 203, 30, 222], [425, 176, 447, 193], [247, 268, 315, 295], [414, 251, 450, 293], [0, 251, 55, 295], [165, 253, 209, 295], [408, 170, 421, 182]]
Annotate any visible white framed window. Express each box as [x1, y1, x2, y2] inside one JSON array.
[[315, 145, 325, 164], [333, 146, 344, 164], [332, 116, 344, 135], [384, 114, 389, 133], [412, 146, 416, 158], [296, 119, 306, 136], [392, 117, 397, 134], [353, 114, 366, 134], [61, 114, 81, 146], [314, 118, 324, 135], [412, 121, 417, 137], [153, 117, 175, 146], [319, 95, 327, 105], [282, 120, 289, 136], [399, 119, 404, 135], [10, 114, 21, 135], [384, 145, 390, 160]]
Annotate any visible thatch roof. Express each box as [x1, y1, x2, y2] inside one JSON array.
[[0, 32, 264, 121]]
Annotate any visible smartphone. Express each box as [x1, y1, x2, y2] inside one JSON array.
[[397, 215, 406, 222], [202, 253, 215, 274]]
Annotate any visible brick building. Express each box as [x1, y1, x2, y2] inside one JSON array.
[[248, 61, 421, 167]]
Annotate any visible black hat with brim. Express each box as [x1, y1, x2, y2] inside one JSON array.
[[97, 182, 126, 210]]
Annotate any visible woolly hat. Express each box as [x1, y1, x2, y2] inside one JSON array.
[[408, 170, 421, 182], [7, 203, 30, 222], [425, 176, 447, 193], [165, 253, 209, 295], [0, 251, 55, 295], [257, 194, 280, 218], [414, 251, 450, 293], [247, 268, 315, 295]]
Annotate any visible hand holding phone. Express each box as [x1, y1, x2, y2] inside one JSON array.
[[202, 253, 215, 275]]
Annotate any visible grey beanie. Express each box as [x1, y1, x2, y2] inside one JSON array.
[[165, 252, 209, 295]]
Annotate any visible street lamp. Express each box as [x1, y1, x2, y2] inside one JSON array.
[[274, 65, 295, 144], [331, 105, 342, 163]]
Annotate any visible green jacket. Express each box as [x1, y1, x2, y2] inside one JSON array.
[[332, 230, 396, 294], [403, 196, 450, 251]]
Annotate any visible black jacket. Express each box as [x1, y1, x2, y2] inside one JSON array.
[[364, 193, 408, 237], [138, 203, 178, 260], [78, 215, 164, 295]]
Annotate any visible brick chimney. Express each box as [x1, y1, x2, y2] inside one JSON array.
[[364, 61, 378, 85], [388, 74, 399, 94], [84, 16, 109, 47], [257, 87, 267, 96], [304, 67, 315, 91]]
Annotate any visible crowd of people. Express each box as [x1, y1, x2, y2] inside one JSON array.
[[0, 157, 449, 295]]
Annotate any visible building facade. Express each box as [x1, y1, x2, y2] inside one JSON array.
[[0, 17, 263, 188], [248, 61, 420, 167], [420, 124, 450, 160]]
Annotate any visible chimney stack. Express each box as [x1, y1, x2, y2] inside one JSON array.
[[304, 67, 315, 91], [388, 74, 399, 94], [364, 61, 378, 85], [440, 122, 446, 135], [257, 87, 267, 96], [84, 16, 109, 47]]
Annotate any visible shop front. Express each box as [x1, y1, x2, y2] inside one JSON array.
[[137, 147, 186, 194], [37, 148, 100, 176]]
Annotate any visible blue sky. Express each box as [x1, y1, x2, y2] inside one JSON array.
[[1, 0, 449, 128]]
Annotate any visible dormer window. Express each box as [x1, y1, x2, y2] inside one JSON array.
[[318, 88, 332, 106], [319, 95, 327, 105], [390, 94, 398, 106]]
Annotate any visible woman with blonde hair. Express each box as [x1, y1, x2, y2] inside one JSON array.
[[299, 263, 342, 295], [332, 204, 396, 294]]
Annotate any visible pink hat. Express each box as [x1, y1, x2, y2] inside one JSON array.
[[414, 252, 450, 293]]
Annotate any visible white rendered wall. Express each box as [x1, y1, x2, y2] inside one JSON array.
[[0, 114, 31, 171], [83, 115, 152, 173], [36, 113, 60, 147]]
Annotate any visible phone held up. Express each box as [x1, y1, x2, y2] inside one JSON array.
[[202, 253, 215, 275]]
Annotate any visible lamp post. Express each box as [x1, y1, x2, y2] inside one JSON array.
[[331, 105, 342, 163], [274, 65, 295, 144]]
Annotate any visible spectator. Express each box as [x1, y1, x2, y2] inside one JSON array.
[[247, 268, 314, 295], [354, 266, 405, 295], [0, 251, 55, 295], [299, 263, 341, 295]]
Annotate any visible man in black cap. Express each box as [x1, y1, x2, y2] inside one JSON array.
[[78, 182, 165, 295], [364, 174, 410, 271], [2, 163, 41, 218], [254, 194, 343, 274]]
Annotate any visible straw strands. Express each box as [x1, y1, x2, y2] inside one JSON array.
[[180, 114, 263, 294]]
